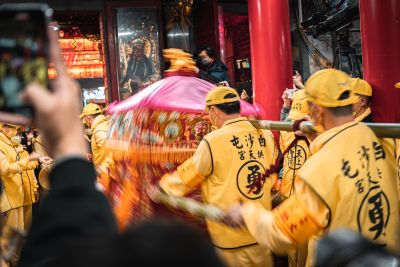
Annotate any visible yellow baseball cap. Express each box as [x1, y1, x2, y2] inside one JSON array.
[[205, 86, 240, 107], [80, 103, 103, 118], [0, 123, 21, 129], [288, 90, 309, 120], [395, 82, 400, 89], [350, 78, 372, 96], [305, 69, 358, 107]]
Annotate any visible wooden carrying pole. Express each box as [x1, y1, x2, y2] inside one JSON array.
[[250, 121, 400, 138]]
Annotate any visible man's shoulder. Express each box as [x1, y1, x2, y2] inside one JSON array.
[[92, 121, 108, 137], [210, 60, 227, 71], [204, 121, 272, 142], [203, 128, 227, 142]]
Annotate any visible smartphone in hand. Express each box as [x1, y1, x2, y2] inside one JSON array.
[[285, 88, 296, 99], [0, 3, 53, 119]]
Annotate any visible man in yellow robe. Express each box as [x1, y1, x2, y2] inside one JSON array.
[[80, 103, 109, 166], [280, 90, 311, 198], [224, 69, 400, 267], [279, 89, 311, 267], [0, 124, 44, 232], [157, 86, 278, 267]]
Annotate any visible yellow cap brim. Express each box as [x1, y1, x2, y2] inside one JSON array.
[[395, 82, 400, 89], [5, 124, 21, 129], [306, 92, 359, 107], [205, 96, 240, 106]]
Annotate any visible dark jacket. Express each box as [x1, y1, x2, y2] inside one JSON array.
[[18, 159, 224, 267], [18, 158, 118, 267], [199, 60, 229, 84]]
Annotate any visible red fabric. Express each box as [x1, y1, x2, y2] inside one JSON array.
[[360, 0, 400, 122]]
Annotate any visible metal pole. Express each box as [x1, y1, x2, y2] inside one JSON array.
[[298, 0, 303, 22], [250, 120, 400, 138]]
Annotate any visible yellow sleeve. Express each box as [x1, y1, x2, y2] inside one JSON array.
[[279, 131, 289, 153], [93, 129, 107, 148], [159, 140, 212, 196], [263, 129, 279, 163], [241, 178, 329, 254], [0, 152, 38, 177], [241, 202, 295, 255]]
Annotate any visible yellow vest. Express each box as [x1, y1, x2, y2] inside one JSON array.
[[0, 133, 38, 212], [202, 117, 278, 248], [395, 139, 400, 204], [299, 122, 400, 265], [396, 139, 400, 181], [91, 114, 109, 165], [279, 131, 310, 197]]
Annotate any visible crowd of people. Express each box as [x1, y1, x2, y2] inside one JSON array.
[[0, 24, 398, 267]]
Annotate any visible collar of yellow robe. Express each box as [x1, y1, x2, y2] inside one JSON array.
[[310, 121, 359, 154]]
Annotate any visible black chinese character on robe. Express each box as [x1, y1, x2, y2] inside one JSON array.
[[245, 134, 254, 149], [367, 171, 379, 186], [342, 159, 359, 179], [257, 150, 264, 159], [368, 189, 385, 240], [249, 150, 256, 159], [355, 179, 364, 193], [258, 135, 266, 147], [245, 165, 262, 194], [358, 145, 370, 169], [373, 141, 386, 160], [230, 135, 243, 149], [238, 151, 245, 160]]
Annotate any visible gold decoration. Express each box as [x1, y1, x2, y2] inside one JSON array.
[[166, 0, 194, 31], [163, 48, 196, 73]]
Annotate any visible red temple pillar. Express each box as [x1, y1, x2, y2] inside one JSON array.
[[360, 0, 400, 122], [248, 0, 293, 119]]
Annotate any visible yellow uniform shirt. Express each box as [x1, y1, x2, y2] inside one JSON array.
[[395, 139, 400, 180], [91, 114, 109, 166], [395, 139, 400, 205], [241, 122, 400, 266], [279, 131, 310, 197], [160, 117, 278, 248], [0, 133, 38, 212]]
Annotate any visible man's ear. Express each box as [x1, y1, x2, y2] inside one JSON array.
[[315, 104, 324, 118], [211, 106, 221, 117], [360, 96, 368, 107]]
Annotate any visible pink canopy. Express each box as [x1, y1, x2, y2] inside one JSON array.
[[108, 75, 263, 116]]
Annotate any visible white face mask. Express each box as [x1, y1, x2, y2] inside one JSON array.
[[209, 108, 218, 131]]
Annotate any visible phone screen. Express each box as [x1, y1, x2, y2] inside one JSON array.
[[0, 9, 48, 117]]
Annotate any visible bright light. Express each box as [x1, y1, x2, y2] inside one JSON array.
[[167, 32, 189, 37], [118, 32, 132, 36]]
